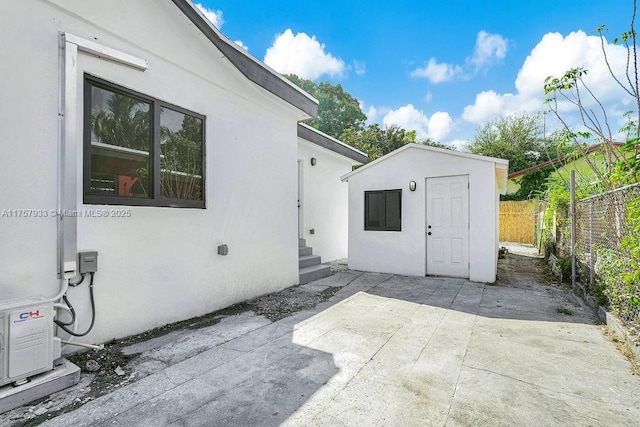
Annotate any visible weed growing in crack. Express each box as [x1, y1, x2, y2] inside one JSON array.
[[556, 306, 574, 315]]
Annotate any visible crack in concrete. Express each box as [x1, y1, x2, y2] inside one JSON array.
[[461, 364, 627, 406]]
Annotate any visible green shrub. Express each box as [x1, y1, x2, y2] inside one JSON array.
[[595, 248, 639, 322], [588, 281, 608, 307], [542, 238, 556, 260], [557, 256, 573, 282]]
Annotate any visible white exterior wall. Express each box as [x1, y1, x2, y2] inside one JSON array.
[[347, 147, 502, 283], [0, 0, 305, 344], [297, 139, 354, 262]]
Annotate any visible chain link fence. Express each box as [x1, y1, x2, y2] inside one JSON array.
[[575, 183, 640, 339]]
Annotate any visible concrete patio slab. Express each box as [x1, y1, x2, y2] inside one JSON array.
[[6, 254, 639, 426]]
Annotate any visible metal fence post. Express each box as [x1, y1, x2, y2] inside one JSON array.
[[589, 199, 594, 286], [570, 171, 576, 289]]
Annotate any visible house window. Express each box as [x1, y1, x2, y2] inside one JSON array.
[[84, 75, 205, 208], [364, 189, 401, 231]]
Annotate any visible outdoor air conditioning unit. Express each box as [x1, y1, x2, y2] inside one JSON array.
[[0, 298, 61, 387]]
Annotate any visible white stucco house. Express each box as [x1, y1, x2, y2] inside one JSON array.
[[297, 124, 367, 265], [0, 0, 364, 356], [342, 144, 508, 283]]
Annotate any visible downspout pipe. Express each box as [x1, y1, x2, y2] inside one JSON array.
[[52, 32, 78, 304], [51, 32, 69, 302]]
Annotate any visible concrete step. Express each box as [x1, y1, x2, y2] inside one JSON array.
[[298, 238, 306, 247], [299, 254, 321, 269], [299, 246, 312, 256], [299, 264, 331, 285]]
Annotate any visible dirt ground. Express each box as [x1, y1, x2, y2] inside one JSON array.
[[0, 254, 600, 426]]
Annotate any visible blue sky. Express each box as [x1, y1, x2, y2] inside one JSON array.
[[196, 1, 634, 147]]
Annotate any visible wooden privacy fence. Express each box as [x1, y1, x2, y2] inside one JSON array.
[[499, 200, 543, 245]]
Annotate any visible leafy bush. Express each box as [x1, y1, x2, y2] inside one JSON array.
[[557, 256, 573, 283], [542, 238, 556, 260], [588, 280, 608, 307], [595, 248, 639, 322]]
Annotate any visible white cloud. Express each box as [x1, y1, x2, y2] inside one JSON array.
[[470, 31, 508, 69], [411, 31, 506, 83], [424, 91, 433, 103], [195, 3, 223, 28], [462, 90, 509, 124], [366, 105, 378, 122], [428, 111, 455, 141], [382, 104, 453, 141], [360, 102, 391, 125], [353, 60, 366, 76], [234, 40, 248, 51], [462, 30, 632, 127], [411, 58, 463, 83], [383, 105, 428, 137], [264, 29, 345, 80]]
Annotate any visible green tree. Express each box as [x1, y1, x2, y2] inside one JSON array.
[[286, 74, 453, 159], [91, 91, 151, 196], [92, 93, 150, 151], [160, 114, 203, 200], [543, 1, 640, 188], [468, 112, 544, 173], [468, 113, 570, 200], [419, 137, 452, 150], [542, 2, 640, 317], [340, 124, 417, 161], [285, 74, 367, 138]]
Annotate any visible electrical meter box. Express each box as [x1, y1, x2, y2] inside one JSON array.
[[79, 251, 98, 274], [0, 298, 60, 387]]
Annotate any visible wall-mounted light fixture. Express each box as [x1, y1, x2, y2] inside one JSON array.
[[310, 157, 317, 166], [409, 181, 417, 191]]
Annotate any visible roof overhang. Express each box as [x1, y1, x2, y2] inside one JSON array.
[[496, 162, 509, 195], [298, 123, 368, 164], [341, 143, 509, 182], [171, 0, 318, 119]]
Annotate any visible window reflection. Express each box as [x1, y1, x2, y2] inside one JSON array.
[[160, 108, 203, 200], [89, 86, 151, 197]]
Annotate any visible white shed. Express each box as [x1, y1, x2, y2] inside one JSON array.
[[341, 143, 508, 283]]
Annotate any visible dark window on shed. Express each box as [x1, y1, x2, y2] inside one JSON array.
[[364, 189, 402, 231]]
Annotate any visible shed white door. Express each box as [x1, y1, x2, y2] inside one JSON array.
[[426, 175, 469, 278]]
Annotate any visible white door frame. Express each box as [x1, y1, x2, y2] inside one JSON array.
[[425, 175, 470, 278], [298, 160, 304, 240]]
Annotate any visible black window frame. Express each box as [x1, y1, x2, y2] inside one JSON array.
[[364, 189, 402, 231], [83, 74, 206, 208]]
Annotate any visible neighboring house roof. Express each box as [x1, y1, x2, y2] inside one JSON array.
[[171, 0, 318, 118], [340, 143, 509, 192], [298, 123, 368, 164], [508, 142, 624, 179]]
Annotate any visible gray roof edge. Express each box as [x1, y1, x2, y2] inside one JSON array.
[[298, 124, 368, 164], [172, 0, 318, 118], [341, 143, 507, 181]]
